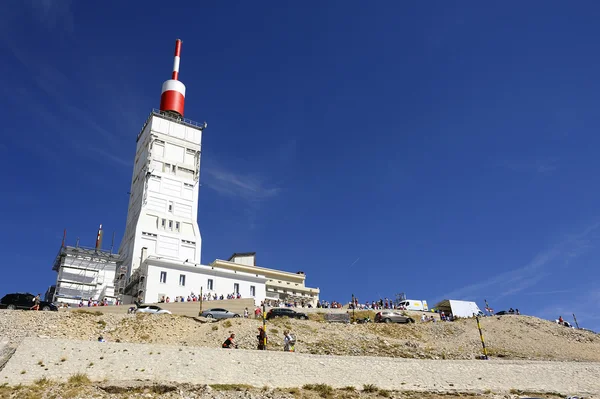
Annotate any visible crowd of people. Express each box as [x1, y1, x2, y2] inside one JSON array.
[[158, 291, 244, 304], [221, 326, 295, 352]]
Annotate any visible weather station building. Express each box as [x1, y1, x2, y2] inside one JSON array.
[[50, 225, 118, 305], [112, 39, 319, 307]]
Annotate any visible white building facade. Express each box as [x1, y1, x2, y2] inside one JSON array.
[[52, 245, 117, 305], [130, 250, 267, 305], [113, 39, 319, 306]]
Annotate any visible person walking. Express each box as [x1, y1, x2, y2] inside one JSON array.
[[30, 294, 41, 311], [244, 307, 249, 318], [283, 330, 296, 352]]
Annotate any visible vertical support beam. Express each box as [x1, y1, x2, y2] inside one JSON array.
[[476, 316, 489, 360], [262, 302, 267, 350], [573, 313, 580, 329], [198, 286, 203, 316]]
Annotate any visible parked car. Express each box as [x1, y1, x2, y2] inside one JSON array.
[[375, 311, 415, 324], [495, 310, 517, 316], [266, 308, 308, 320], [0, 293, 58, 311], [200, 308, 240, 319], [134, 305, 172, 315]]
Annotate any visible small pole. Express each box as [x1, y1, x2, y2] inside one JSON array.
[[198, 287, 203, 316], [476, 316, 489, 359], [110, 232, 115, 254], [573, 313, 580, 329], [352, 293, 355, 323], [262, 301, 267, 350]]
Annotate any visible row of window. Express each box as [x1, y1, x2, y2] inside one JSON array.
[[163, 163, 195, 177], [160, 218, 180, 232], [158, 272, 255, 296]]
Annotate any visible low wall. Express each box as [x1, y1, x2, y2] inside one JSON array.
[[64, 298, 256, 317]]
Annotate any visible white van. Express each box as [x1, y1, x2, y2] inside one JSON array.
[[398, 299, 428, 311]]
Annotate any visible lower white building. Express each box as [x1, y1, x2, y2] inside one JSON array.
[[121, 250, 319, 307], [123, 248, 267, 305]]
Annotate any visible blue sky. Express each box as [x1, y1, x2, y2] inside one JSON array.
[[1, 1, 599, 331]]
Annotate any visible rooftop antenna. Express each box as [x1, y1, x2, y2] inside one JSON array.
[[76, 237, 80, 248], [61, 229, 66, 249], [110, 231, 115, 255], [159, 39, 186, 119], [95, 224, 103, 253]]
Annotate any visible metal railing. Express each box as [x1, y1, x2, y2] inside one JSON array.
[[137, 109, 207, 142]]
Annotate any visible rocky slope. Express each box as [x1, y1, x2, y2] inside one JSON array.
[[0, 309, 598, 362]]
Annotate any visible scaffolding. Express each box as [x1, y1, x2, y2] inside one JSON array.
[[52, 245, 119, 304]]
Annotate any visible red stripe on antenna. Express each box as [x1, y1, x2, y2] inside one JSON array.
[[174, 39, 182, 57]]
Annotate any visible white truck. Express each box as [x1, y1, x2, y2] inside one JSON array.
[[397, 299, 429, 311], [436, 300, 483, 318]]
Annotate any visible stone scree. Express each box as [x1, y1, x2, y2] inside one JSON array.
[[0, 337, 598, 395]]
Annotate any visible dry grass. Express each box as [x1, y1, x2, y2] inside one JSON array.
[[67, 373, 91, 386], [303, 383, 334, 398], [210, 384, 254, 391], [73, 309, 103, 316]]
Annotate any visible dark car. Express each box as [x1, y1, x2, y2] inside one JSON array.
[[266, 308, 308, 320], [0, 293, 58, 311]]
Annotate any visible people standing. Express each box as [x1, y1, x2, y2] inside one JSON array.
[[283, 330, 295, 352], [257, 327, 267, 350], [30, 294, 41, 311], [244, 307, 249, 318]]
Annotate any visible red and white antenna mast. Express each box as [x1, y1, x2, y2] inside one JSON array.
[[159, 39, 186, 118]]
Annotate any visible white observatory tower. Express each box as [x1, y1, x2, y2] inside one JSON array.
[[116, 39, 206, 298]]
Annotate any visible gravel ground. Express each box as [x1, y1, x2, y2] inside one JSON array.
[[0, 310, 598, 362], [0, 337, 598, 396]]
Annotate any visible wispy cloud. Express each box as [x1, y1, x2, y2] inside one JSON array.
[[499, 158, 558, 173], [439, 222, 600, 302], [204, 166, 281, 202], [25, 0, 75, 32], [520, 289, 574, 296], [1, 40, 132, 168]]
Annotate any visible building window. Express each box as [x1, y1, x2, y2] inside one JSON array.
[[250, 286, 255, 297], [207, 279, 213, 290], [179, 274, 186, 286], [160, 271, 167, 284], [175, 222, 180, 232], [171, 164, 176, 174], [168, 201, 173, 212], [163, 163, 171, 173], [234, 283, 239, 294], [161, 219, 166, 229], [168, 220, 173, 230]]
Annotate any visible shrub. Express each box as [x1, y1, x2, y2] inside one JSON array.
[[303, 383, 333, 398], [363, 384, 379, 393], [210, 384, 254, 391], [223, 320, 232, 328], [68, 373, 91, 386]]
